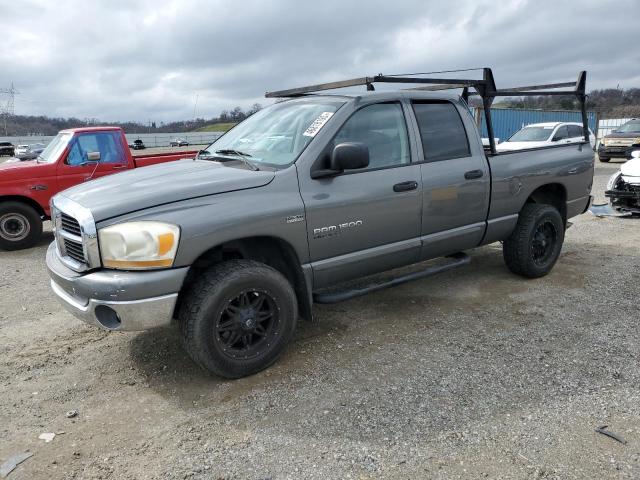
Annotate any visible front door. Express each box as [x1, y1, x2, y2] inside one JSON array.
[[299, 102, 423, 288], [57, 130, 128, 191], [409, 100, 490, 259]]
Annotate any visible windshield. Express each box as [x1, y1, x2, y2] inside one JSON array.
[[508, 126, 554, 142], [617, 121, 640, 133], [38, 132, 72, 163], [200, 99, 345, 167]]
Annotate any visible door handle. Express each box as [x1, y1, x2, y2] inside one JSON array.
[[393, 181, 418, 192], [112, 164, 127, 170], [464, 169, 483, 180]]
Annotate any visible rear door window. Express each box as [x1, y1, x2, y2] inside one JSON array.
[[412, 102, 470, 162]]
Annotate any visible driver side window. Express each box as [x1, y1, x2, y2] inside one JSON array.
[[66, 141, 85, 166], [333, 102, 410, 170]]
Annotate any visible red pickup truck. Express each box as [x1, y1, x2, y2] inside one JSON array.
[[0, 126, 198, 250]]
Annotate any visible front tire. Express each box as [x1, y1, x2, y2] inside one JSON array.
[[503, 204, 565, 278], [599, 156, 610, 163], [178, 259, 298, 379], [0, 202, 42, 251]]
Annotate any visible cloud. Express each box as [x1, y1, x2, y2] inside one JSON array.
[[0, 0, 637, 122]]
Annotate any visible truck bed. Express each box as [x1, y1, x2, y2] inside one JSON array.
[[132, 149, 199, 168], [481, 142, 594, 244]]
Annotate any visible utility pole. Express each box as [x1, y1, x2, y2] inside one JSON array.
[[193, 93, 199, 120], [0, 82, 19, 136]]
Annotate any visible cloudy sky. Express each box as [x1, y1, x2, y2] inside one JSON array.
[[1, 0, 638, 122]]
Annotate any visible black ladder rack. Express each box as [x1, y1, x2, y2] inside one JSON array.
[[265, 67, 588, 155]]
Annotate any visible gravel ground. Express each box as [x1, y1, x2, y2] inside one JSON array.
[[1, 159, 639, 479]]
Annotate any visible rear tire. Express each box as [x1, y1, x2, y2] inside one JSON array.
[[178, 259, 298, 379], [0, 202, 42, 251], [503, 204, 564, 278]]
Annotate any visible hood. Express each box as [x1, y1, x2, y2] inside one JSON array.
[[621, 157, 640, 182], [0, 159, 52, 180], [604, 131, 640, 140], [58, 159, 275, 221], [496, 141, 548, 152]]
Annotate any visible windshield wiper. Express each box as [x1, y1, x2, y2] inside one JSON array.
[[213, 149, 259, 171], [215, 149, 252, 157]]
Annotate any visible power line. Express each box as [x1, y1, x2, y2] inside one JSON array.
[[0, 82, 20, 135], [0, 82, 20, 115]]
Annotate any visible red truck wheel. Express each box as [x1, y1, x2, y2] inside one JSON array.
[[0, 202, 43, 251]]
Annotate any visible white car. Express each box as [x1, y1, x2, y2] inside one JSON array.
[[496, 122, 595, 152]]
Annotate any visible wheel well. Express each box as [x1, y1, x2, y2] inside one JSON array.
[[0, 195, 47, 219], [177, 236, 313, 321], [525, 184, 567, 224]]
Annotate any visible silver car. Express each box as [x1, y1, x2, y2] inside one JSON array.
[[15, 143, 46, 160]]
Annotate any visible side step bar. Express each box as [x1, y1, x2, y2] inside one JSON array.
[[313, 252, 470, 304]]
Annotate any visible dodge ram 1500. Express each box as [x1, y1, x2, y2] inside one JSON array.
[[46, 69, 594, 378]]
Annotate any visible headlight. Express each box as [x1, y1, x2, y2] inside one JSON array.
[[606, 172, 621, 191], [634, 138, 640, 145], [99, 221, 180, 270], [600, 138, 607, 146]]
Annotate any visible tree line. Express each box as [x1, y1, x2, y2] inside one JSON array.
[[0, 103, 263, 137], [493, 87, 640, 118], [3, 88, 639, 137]]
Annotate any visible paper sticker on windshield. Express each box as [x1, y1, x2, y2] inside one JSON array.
[[303, 112, 334, 137]]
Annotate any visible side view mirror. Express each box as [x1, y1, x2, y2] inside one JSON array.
[[86, 151, 101, 162], [311, 142, 370, 179], [551, 136, 562, 142], [331, 142, 370, 171]]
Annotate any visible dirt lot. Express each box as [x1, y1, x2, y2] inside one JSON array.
[[1, 160, 639, 479]]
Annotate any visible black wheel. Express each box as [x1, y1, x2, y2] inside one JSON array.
[[598, 156, 610, 163], [0, 202, 43, 251], [503, 204, 565, 278], [178, 259, 298, 378]]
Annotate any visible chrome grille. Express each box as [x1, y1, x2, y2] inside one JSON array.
[[60, 213, 82, 236], [63, 238, 85, 263], [51, 196, 100, 272], [607, 138, 634, 147]]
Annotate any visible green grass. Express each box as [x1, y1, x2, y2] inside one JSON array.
[[194, 122, 237, 132]]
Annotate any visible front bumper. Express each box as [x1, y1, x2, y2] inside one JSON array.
[[46, 242, 189, 331], [598, 144, 640, 159], [604, 186, 640, 214]]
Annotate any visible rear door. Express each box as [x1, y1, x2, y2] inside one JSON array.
[[409, 100, 490, 259], [299, 101, 423, 288], [57, 131, 129, 191]]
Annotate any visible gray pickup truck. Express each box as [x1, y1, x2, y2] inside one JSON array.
[[46, 69, 594, 378]]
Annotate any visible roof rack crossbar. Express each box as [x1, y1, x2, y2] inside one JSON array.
[[405, 82, 477, 92], [494, 90, 579, 97], [264, 67, 588, 155], [497, 81, 576, 93], [265, 77, 375, 98]]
